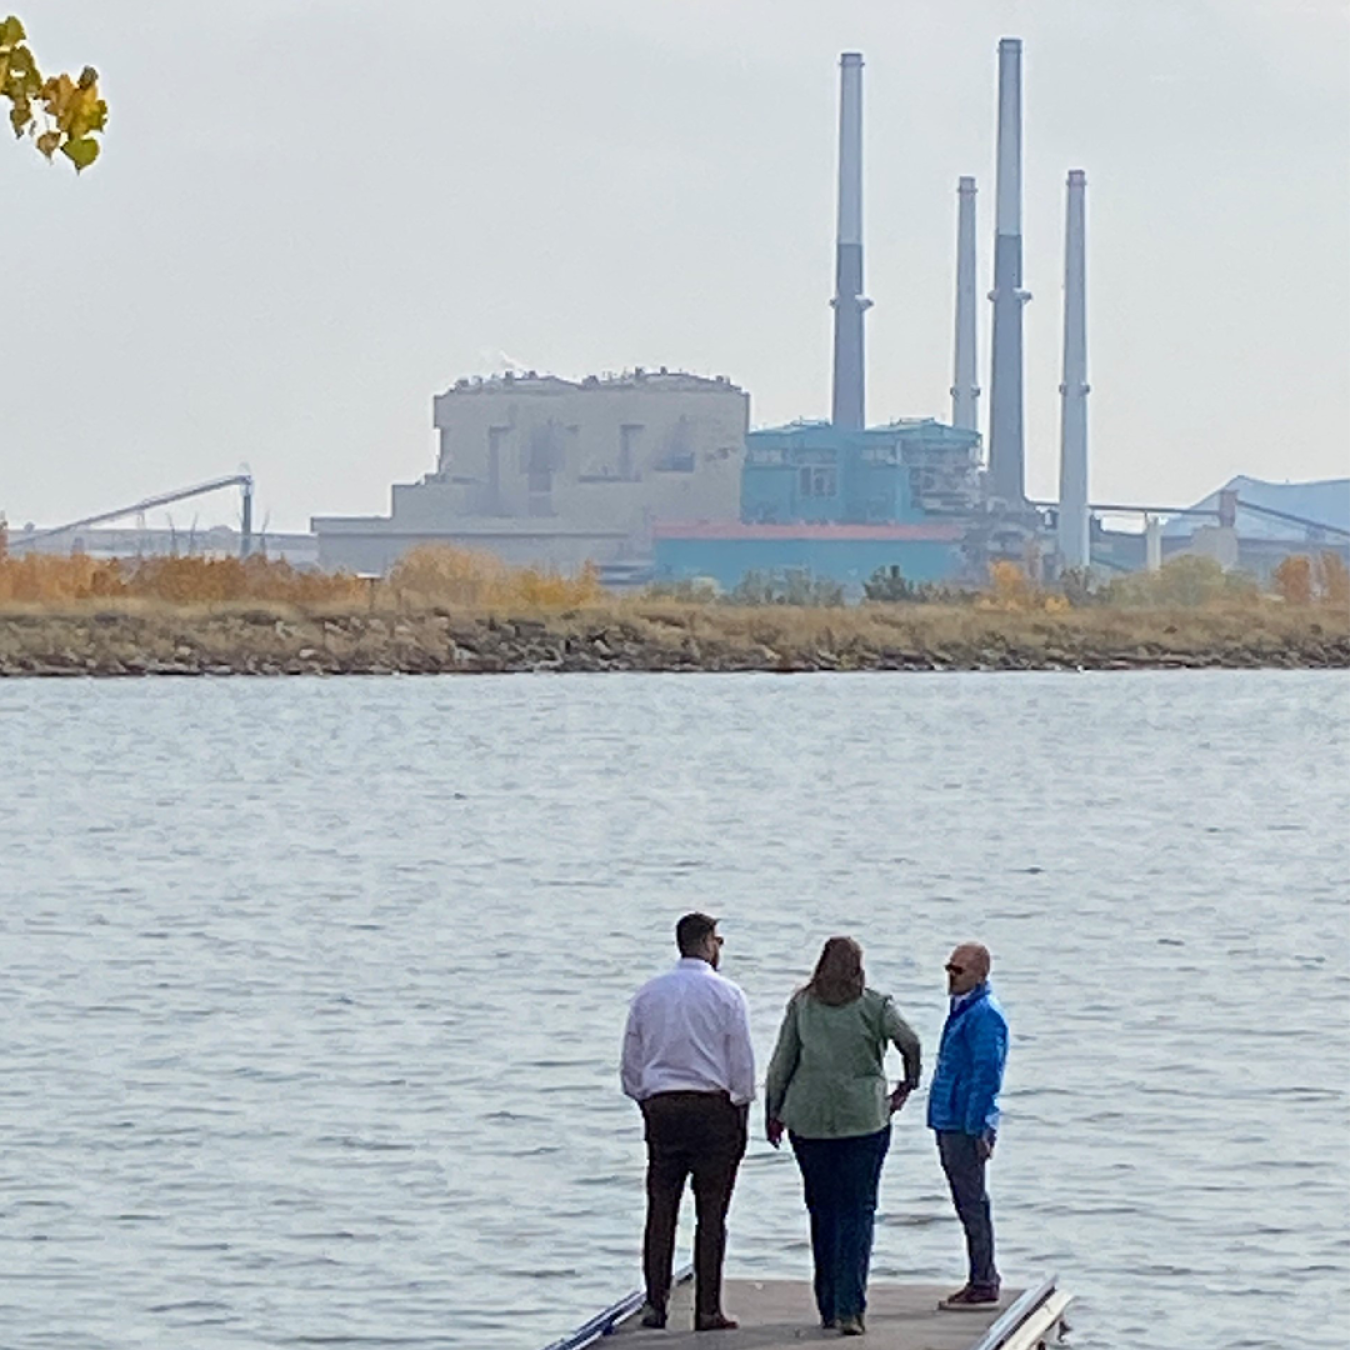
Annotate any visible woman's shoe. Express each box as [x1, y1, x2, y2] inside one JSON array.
[[837, 1313, 865, 1336]]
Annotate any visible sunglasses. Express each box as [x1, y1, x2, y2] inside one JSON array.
[[945, 963, 966, 975]]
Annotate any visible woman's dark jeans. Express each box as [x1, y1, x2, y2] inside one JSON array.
[[790, 1125, 891, 1323]]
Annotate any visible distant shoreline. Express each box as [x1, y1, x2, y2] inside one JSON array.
[[1, 603, 1346, 676]]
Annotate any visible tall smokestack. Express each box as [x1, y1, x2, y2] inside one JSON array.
[[951, 176, 980, 432], [1057, 169, 1090, 569], [987, 37, 1029, 503], [831, 52, 870, 431]]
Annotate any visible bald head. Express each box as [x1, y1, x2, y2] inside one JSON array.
[[946, 942, 991, 995]]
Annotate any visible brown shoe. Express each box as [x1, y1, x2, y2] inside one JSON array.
[[694, 1313, 739, 1331], [938, 1285, 1000, 1310]]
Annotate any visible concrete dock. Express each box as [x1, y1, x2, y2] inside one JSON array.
[[603, 1277, 1058, 1348]]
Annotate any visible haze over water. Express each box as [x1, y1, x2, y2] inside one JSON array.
[[2, 672, 1346, 1350]]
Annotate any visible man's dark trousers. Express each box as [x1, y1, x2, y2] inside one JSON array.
[[936, 1131, 998, 1291], [641, 1090, 747, 1321]]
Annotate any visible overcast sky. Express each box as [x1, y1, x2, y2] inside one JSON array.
[[1, 0, 1346, 532]]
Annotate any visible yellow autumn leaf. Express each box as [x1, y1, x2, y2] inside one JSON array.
[[0, 17, 105, 169], [59, 133, 97, 170]]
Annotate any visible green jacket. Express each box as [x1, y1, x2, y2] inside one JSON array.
[[765, 988, 922, 1139]]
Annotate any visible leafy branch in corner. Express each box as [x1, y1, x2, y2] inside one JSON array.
[[0, 15, 106, 171]]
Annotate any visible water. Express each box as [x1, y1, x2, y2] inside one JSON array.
[[1, 672, 1346, 1350]]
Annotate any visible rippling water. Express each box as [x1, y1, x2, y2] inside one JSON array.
[[1, 672, 1346, 1350]]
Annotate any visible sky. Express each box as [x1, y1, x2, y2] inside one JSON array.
[[1, 0, 1347, 532]]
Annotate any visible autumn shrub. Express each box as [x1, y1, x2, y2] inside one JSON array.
[[0, 551, 363, 606], [726, 569, 845, 607], [387, 545, 603, 610], [1272, 555, 1313, 607], [1316, 552, 1350, 609], [972, 561, 1069, 613], [0, 551, 120, 603], [121, 555, 364, 606], [1100, 556, 1259, 609]]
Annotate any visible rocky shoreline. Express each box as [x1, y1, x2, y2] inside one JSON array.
[[1, 607, 1347, 676]]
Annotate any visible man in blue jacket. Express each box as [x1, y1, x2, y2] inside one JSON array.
[[927, 941, 1009, 1309]]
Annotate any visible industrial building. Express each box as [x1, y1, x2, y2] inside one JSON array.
[[304, 38, 1345, 593], [1087, 477, 1350, 579], [312, 369, 747, 576], [652, 418, 979, 591]]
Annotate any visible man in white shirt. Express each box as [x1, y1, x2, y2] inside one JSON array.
[[621, 912, 755, 1332]]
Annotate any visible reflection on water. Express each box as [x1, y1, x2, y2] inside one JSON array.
[[1, 672, 1346, 1350]]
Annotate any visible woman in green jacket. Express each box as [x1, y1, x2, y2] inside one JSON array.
[[765, 937, 922, 1337]]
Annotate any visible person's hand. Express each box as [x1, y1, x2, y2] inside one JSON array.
[[766, 1117, 785, 1149], [977, 1131, 996, 1161], [888, 1084, 913, 1114]]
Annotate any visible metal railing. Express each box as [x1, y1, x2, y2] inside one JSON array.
[[969, 1272, 1060, 1350], [541, 1264, 693, 1350]]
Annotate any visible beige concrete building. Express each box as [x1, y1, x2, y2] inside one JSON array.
[[313, 369, 748, 574]]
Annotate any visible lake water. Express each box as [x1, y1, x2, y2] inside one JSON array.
[[1, 672, 1346, 1350]]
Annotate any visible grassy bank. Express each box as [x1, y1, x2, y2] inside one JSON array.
[[0, 545, 1345, 674], [0, 597, 1345, 675]]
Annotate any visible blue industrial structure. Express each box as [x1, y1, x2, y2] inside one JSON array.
[[740, 420, 981, 525], [653, 419, 981, 593], [652, 520, 965, 594]]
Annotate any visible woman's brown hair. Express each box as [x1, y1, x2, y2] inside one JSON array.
[[805, 936, 865, 1006]]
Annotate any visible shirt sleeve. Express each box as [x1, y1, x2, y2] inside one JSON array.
[[883, 998, 922, 1089], [764, 996, 801, 1121], [964, 1007, 1008, 1136], [620, 996, 645, 1101], [725, 987, 757, 1107]]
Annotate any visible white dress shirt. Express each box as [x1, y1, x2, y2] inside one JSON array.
[[621, 958, 756, 1106]]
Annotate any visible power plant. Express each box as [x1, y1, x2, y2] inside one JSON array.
[[297, 34, 1346, 591], [651, 35, 1078, 589], [15, 38, 1342, 587]]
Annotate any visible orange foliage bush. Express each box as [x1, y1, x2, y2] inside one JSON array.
[[0, 545, 604, 611], [0, 552, 363, 606], [388, 545, 602, 610], [1273, 555, 1313, 607], [975, 561, 1068, 613], [1315, 551, 1349, 609]]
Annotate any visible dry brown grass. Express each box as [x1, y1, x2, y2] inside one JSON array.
[[566, 598, 1345, 659], [1, 545, 1345, 672], [0, 552, 364, 607]]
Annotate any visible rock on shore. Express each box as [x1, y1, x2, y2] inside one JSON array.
[[0, 606, 1347, 676]]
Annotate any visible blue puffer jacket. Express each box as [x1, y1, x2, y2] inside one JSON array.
[[926, 983, 1008, 1137]]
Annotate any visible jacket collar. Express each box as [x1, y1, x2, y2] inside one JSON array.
[[946, 981, 991, 1024]]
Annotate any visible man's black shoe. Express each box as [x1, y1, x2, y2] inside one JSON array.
[[639, 1303, 667, 1329], [939, 1284, 1000, 1310], [693, 1313, 739, 1331]]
